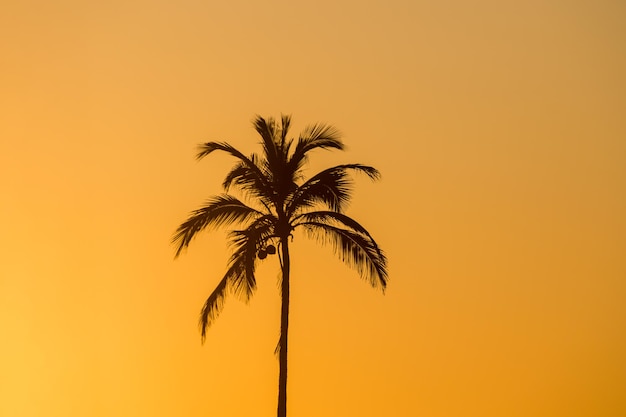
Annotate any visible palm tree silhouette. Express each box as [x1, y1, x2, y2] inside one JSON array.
[[172, 115, 388, 417]]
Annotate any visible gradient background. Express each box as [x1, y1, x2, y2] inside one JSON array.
[[1, 1, 625, 416]]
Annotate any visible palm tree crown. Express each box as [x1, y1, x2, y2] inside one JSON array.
[[172, 115, 387, 417]]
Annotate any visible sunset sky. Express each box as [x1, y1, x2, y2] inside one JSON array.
[[1, 0, 625, 416]]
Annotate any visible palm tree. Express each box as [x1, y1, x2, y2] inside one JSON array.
[[172, 115, 387, 417]]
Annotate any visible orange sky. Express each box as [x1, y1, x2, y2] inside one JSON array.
[[1, 1, 625, 416]]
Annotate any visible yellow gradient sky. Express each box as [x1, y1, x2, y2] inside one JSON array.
[[1, 1, 625, 416]]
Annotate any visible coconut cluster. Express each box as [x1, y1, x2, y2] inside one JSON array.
[[257, 244, 276, 260]]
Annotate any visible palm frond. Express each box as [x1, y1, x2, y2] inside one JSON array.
[[287, 123, 343, 172], [172, 195, 264, 257], [338, 163, 381, 180], [280, 114, 292, 150], [286, 169, 352, 214], [221, 154, 276, 203], [292, 211, 373, 238], [199, 275, 229, 342], [299, 222, 388, 291], [286, 164, 380, 216], [253, 116, 281, 168], [255, 115, 302, 203], [196, 141, 247, 162], [294, 211, 386, 276], [254, 116, 297, 201], [231, 215, 277, 295], [222, 161, 249, 191], [222, 232, 257, 300], [198, 215, 277, 342], [196, 141, 272, 192]]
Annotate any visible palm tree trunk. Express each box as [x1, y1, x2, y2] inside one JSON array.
[[277, 236, 290, 417]]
